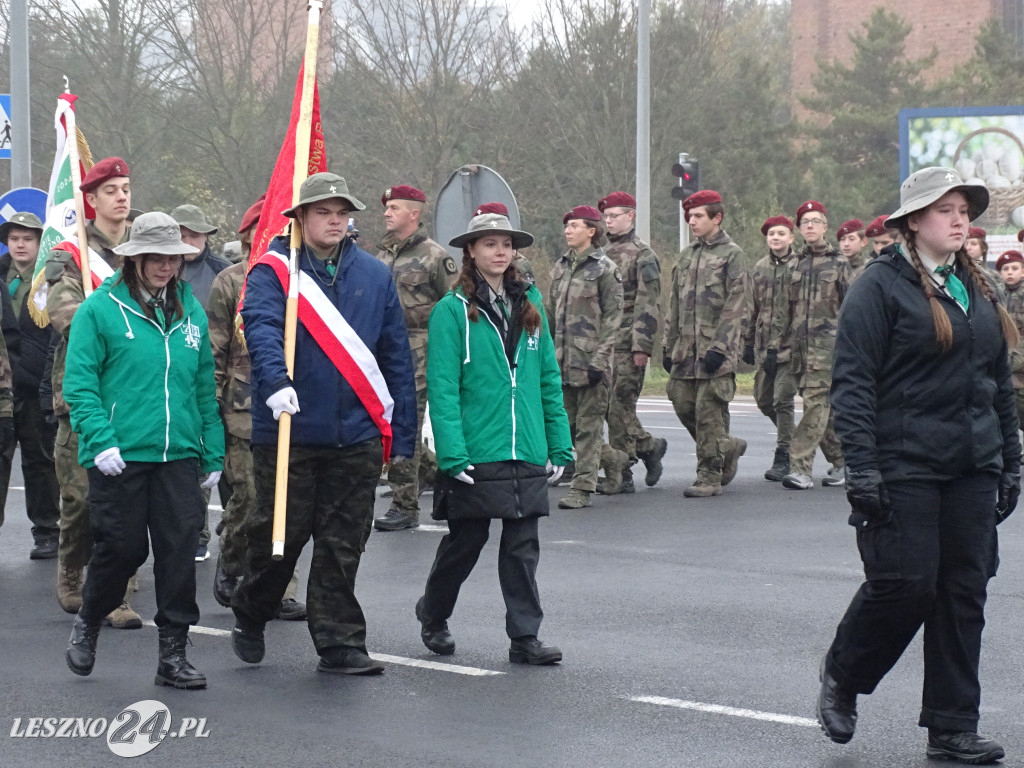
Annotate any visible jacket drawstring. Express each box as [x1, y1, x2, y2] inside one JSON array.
[[462, 301, 471, 364], [118, 303, 135, 339]]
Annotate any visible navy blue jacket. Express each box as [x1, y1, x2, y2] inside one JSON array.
[[242, 236, 417, 457]]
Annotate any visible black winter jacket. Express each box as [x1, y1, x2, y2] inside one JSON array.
[[0, 254, 56, 397], [831, 245, 1020, 482]]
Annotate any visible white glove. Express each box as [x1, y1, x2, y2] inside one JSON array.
[[547, 463, 564, 485], [454, 465, 475, 485], [266, 386, 300, 420], [200, 470, 222, 489], [95, 447, 126, 476]]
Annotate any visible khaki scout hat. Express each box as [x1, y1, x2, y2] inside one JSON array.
[[113, 211, 200, 258], [884, 167, 989, 229], [170, 204, 218, 235], [0, 211, 44, 245], [449, 213, 534, 250], [282, 172, 366, 218]]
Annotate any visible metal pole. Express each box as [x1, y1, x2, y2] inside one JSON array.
[[635, 0, 650, 242], [10, 0, 32, 187], [678, 152, 689, 253]]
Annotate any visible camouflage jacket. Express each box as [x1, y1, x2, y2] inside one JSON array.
[[45, 222, 126, 415], [545, 246, 623, 387], [743, 248, 796, 364], [207, 261, 251, 439], [1004, 281, 1024, 389], [784, 242, 851, 388], [376, 224, 458, 390], [604, 230, 661, 355], [845, 250, 870, 284], [0, 329, 13, 418], [664, 229, 750, 379], [515, 254, 536, 285]]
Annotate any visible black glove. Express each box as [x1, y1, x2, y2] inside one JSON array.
[[741, 345, 755, 366], [997, 472, 1020, 525], [702, 349, 726, 375], [40, 410, 57, 463], [845, 468, 891, 524], [586, 367, 604, 387], [764, 349, 778, 377], [662, 354, 673, 374], [0, 416, 14, 456]]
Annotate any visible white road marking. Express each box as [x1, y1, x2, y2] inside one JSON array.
[[629, 695, 818, 727], [416, 524, 450, 533], [144, 621, 230, 637]]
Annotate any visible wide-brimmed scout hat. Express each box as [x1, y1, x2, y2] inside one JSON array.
[[282, 173, 366, 218], [0, 211, 43, 244], [885, 167, 989, 229], [113, 211, 200, 258], [449, 213, 533, 250], [170, 204, 218, 235]]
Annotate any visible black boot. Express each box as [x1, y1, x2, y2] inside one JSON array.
[[213, 555, 239, 607], [764, 448, 790, 482], [155, 628, 207, 689], [66, 613, 101, 676]]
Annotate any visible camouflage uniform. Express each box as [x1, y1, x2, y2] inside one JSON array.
[[785, 242, 851, 476], [1003, 281, 1024, 440], [845, 250, 870, 283], [0, 334, 12, 420], [663, 230, 750, 487], [603, 230, 661, 463], [744, 248, 798, 452], [514, 254, 536, 285], [375, 225, 456, 518], [46, 222, 125, 572], [545, 246, 623, 492]]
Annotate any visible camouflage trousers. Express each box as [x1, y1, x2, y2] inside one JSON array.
[[606, 354, 656, 463], [753, 363, 798, 452], [233, 439, 380, 653], [666, 375, 739, 485], [790, 386, 844, 475], [0, 394, 60, 541], [386, 388, 437, 516], [55, 415, 93, 571], [563, 381, 612, 492]]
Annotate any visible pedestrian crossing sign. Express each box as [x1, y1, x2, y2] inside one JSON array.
[[0, 95, 11, 160]]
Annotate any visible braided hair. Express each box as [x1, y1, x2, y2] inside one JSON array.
[[457, 249, 541, 334], [899, 226, 1018, 352]]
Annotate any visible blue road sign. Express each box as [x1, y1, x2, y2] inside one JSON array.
[[0, 187, 47, 256], [0, 95, 11, 160]]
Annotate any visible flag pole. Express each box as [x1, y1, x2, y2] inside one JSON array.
[[63, 77, 92, 297], [272, 0, 323, 560]]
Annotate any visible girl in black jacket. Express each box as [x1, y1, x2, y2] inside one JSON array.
[[816, 167, 1020, 765]]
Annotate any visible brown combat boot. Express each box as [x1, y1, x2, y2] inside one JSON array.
[[683, 479, 723, 498], [597, 449, 631, 495], [557, 489, 592, 509], [721, 438, 747, 486], [57, 565, 84, 614], [105, 601, 143, 629]]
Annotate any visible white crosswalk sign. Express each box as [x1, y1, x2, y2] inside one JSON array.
[[0, 95, 12, 160]]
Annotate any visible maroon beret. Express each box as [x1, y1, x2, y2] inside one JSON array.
[[598, 191, 637, 212], [996, 250, 1024, 271], [760, 215, 794, 236], [562, 205, 602, 225], [967, 227, 986, 240], [381, 184, 426, 207], [681, 190, 722, 222], [475, 202, 509, 216], [864, 215, 893, 238], [1018, 229, 1024, 244], [80, 156, 130, 193], [836, 219, 865, 239], [238, 193, 266, 234], [795, 200, 827, 226]]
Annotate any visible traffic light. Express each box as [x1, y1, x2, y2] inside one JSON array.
[[671, 158, 700, 200]]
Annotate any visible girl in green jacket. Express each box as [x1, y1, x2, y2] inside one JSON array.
[[63, 212, 224, 690], [415, 212, 572, 666]]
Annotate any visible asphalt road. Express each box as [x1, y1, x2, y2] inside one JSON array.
[[2, 397, 1023, 767]]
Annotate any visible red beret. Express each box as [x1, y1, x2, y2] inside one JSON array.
[[760, 215, 794, 236], [996, 250, 1024, 271], [80, 156, 130, 193], [836, 219, 865, 239], [1018, 229, 1024, 244], [474, 202, 508, 216], [238, 193, 266, 234], [967, 227, 986, 240], [864, 215, 893, 238], [681, 190, 722, 222], [382, 184, 426, 207], [795, 200, 827, 226], [598, 191, 636, 212], [563, 205, 602, 225]]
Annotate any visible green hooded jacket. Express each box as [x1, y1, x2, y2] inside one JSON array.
[[427, 283, 573, 476], [64, 272, 224, 473]]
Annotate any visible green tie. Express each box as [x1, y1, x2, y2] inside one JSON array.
[[935, 265, 969, 311], [7, 275, 20, 297]]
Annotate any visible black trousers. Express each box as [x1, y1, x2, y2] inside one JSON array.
[[825, 473, 999, 732], [421, 516, 543, 639], [232, 440, 380, 654], [0, 394, 60, 541], [81, 460, 205, 629]]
